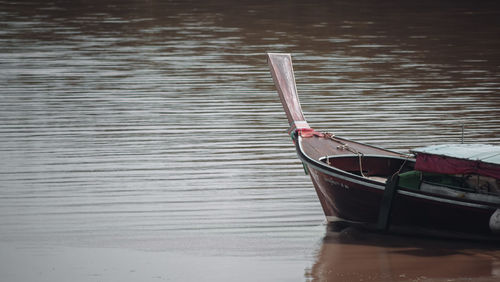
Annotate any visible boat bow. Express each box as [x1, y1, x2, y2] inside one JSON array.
[[267, 53, 310, 134]]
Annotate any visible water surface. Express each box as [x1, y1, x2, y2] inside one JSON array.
[[1, 0, 500, 281]]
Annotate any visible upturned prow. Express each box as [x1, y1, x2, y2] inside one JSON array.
[[267, 53, 310, 132]]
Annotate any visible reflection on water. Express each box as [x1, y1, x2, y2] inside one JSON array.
[[310, 225, 500, 281], [0, 0, 499, 280]]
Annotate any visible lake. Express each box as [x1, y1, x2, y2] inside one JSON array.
[[1, 0, 500, 281]]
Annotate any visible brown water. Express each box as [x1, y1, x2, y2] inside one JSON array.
[[1, 0, 500, 281]]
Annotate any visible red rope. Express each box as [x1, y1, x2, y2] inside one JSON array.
[[297, 128, 324, 138]]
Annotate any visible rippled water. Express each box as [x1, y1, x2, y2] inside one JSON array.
[[1, 0, 500, 281]]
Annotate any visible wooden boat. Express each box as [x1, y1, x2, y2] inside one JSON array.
[[267, 53, 500, 239]]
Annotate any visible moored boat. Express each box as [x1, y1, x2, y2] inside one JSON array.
[[267, 53, 500, 239]]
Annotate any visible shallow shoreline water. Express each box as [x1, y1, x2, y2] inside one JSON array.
[[3, 228, 500, 282]]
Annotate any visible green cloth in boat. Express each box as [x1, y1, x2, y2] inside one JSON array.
[[398, 170, 421, 190]]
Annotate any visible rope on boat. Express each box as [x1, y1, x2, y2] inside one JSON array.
[[323, 132, 366, 177], [294, 128, 385, 178], [358, 153, 366, 178], [391, 157, 410, 181]]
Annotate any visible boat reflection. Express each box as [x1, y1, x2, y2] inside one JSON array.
[[308, 223, 500, 281]]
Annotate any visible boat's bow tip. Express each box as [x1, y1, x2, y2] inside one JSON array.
[[267, 52, 308, 128], [266, 52, 291, 57], [266, 53, 294, 66]]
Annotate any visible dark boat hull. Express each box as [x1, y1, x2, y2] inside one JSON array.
[[299, 138, 498, 238]]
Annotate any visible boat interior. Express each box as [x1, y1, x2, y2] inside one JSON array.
[[320, 155, 415, 183]]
